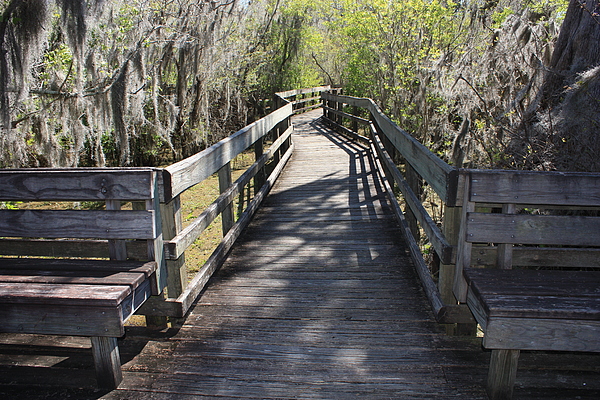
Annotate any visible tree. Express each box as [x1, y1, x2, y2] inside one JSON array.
[[507, 0, 600, 171], [0, 0, 277, 168], [539, 0, 600, 109]]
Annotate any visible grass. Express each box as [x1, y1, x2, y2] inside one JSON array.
[[179, 150, 256, 278]]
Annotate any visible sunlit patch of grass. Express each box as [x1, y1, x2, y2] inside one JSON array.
[[180, 150, 256, 279]]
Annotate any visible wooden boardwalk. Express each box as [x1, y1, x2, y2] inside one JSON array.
[[1, 110, 598, 399], [108, 110, 490, 399]]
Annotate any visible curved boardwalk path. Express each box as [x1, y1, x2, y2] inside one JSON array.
[[2, 110, 596, 399], [108, 110, 489, 399]]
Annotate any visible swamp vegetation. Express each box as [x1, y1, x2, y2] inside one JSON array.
[[0, 0, 598, 172]]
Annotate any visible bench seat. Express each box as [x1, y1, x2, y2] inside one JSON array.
[[0, 259, 158, 389], [453, 169, 600, 399], [0, 259, 156, 337], [0, 168, 166, 390], [465, 268, 600, 353]]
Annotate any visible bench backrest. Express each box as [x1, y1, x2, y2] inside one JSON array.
[[453, 169, 600, 302], [0, 168, 166, 291]]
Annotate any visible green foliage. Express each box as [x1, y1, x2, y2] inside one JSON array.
[[329, 0, 463, 133], [492, 7, 514, 28]]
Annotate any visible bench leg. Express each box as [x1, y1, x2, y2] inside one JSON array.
[[487, 349, 520, 400], [91, 336, 123, 390]]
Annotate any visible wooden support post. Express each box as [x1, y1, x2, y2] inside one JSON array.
[[144, 178, 169, 329], [441, 205, 475, 335], [438, 205, 477, 336], [273, 120, 284, 164], [352, 106, 359, 133], [218, 162, 235, 234], [91, 336, 122, 390], [254, 137, 266, 195], [161, 196, 187, 297], [281, 116, 291, 154], [487, 349, 520, 400], [132, 201, 169, 328], [106, 200, 127, 260], [405, 164, 421, 241], [439, 205, 460, 304]]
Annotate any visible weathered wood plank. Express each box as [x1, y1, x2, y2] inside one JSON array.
[[0, 304, 124, 336], [0, 271, 147, 287], [484, 317, 600, 352], [0, 282, 131, 306], [0, 238, 148, 259], [0, 210, 156, 239], [469, 169, 600, 206], [0, 259, 157, 276], [0, 169, 155, 201], [470, 246, 600, 268], [466, 212, 600, 246]]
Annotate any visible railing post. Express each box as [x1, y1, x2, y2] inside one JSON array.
[[440, 202, 477, 335], [352, 106, 359, 133], [254, 137, 266, 195], [335, 98, 343, 125], [218, 162, 235, 234], [404, 164, 421, 241], [160, 195, 186, 297], [439, 205, 460, 304], [139, 193, 170, 330]]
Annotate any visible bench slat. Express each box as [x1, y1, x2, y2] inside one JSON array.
[[0, 283, 131, 307], [0, 238, 149, 259], [0, 271, 147, 288], [465, 269, 600, 320], [0, 210, 156, 240], [469, 170, 600, 206], [0, 169, 155, 201], [483, 296, 600, 320], [0, 304, 124, 336], [484, 317, 600, 352], [466, 213, 600, 246], [0, 259, 157, 277]]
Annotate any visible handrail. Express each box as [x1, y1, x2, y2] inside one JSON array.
[[322, 92, 459, 205], [275, 85, 333, 114], [141, 100, 296, 318], [321, 91, 472, 325]]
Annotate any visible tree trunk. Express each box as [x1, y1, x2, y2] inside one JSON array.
[[539, 0, 600, 110]]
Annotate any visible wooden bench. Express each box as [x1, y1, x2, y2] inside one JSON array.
[[453, 169, 600, 399], [0, 168, 166, 389]]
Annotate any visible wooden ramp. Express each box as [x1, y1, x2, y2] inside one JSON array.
[[2, 110, 597, 399], [106, 110, 488, 399]]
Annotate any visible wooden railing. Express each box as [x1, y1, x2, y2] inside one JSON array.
[[321, 91, 600, 336], [322, 91, 471, 325], [274, 85, 333, 113], [141, 86, 331, 319], [140, 104, 292, 318]]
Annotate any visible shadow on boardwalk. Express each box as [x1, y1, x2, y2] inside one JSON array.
[[108, 110, 491, 399], [0, 110, 598, 399]]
